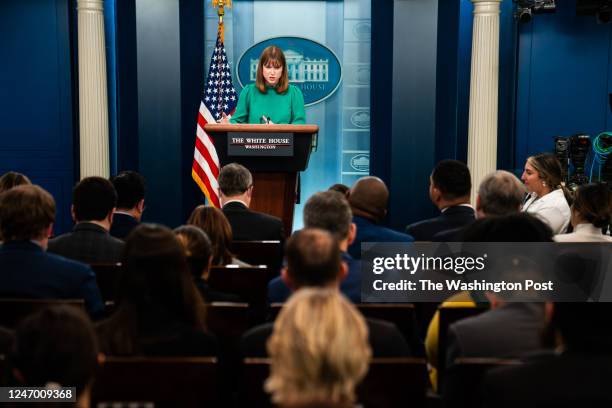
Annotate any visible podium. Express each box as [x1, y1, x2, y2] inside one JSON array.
[[204, 124, 319, 235]]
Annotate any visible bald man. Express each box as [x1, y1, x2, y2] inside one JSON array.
[[347, 176, 414, 259]]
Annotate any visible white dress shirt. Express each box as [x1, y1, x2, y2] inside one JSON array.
[[522, 189, 571, 234], [554, 223, 612, 242]]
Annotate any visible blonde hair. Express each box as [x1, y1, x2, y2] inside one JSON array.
[[265, 288, 371, 407], [255, 45, 289, 94]]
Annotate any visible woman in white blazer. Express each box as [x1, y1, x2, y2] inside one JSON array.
[[521, 153, 571, 234], [554, 183, 612, 242]]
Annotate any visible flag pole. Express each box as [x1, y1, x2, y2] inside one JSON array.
[[212, 0, 232, 42]]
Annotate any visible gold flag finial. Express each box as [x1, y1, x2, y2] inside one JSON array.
[[212, 0, 232, 42]]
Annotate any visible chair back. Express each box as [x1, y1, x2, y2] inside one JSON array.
[[443, 357, 520, 407], [0, 298, 84, 328], [357, 303, 422, 353], [231, 240, 283, 278], [205, 302, 250, 341], [208, 266, 269, 307], [91, 356, 218, 407], [437, 306, 487, 386]]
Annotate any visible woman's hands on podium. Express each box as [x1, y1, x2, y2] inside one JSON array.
[[217, 112, 230, 124]]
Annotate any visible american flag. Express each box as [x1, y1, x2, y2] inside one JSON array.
[[192, 32, 238, 208]]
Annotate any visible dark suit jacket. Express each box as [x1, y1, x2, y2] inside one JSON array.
[[348, 215, 414, 259], [431, 226, 463, 242], [222, 201, 284, 241], [483, 351, 612, 407], [241, 317, 411, 358], [267, 252, 361, 303], [109, 212, 139, 240], [405, 205, 475, 241], [0, 241, 104, 316], [446, 303, 545, 368], [48, 222, 124, 264]]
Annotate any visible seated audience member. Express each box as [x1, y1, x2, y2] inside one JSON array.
[[442, 215, 553, 386], [218, 163, 284, 241], [243, 229, 411, 357], [268, 191, 360, 303], [96, 224, 216, 356], [265, 288, 371, 408], [0, 185, 104, 316], [433, 170, 525, 241], [109, 171, 146, 239], [328, 183, 351, 199], [405, 160, 475, 240], [0, 171, 31, 242], [347, 176, 414, 259], [521, 153, 571, 234], [483, 302, 612, 407], [0, 171, 31, 193], [174, 225, 242, 302], [426, 173, 528, 384], [10, 306, 98, 408], [48, 177, 124, 263], [554, 182, 612, 242], [187, 205, 249, 266]]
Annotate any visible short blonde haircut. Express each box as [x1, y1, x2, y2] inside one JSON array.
[[265, 288, 371, 406]]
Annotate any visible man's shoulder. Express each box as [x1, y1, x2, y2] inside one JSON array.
[[251, 209, 282, 224], [113, 213, 138, 224], [442, 205, 475, 218], [375, 225, 414, 242], [231, 206, 283, 228], [48, 232, 74, 248], [44, 251, 92, 272], [406, 215, 445, 232], [356, 217, 414, 242]]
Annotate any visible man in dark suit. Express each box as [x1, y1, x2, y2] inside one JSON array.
[[405, 160, 475, 240], [217, 163, 284, 241], [432, 170, 525, 241], [242, 228, 411, 357], [482, 303, 612, 407], [0, 185, 104, 316], [268, 190, 360, 303], [48, 177, 124, 263], [347, 176, 414, 259], [446, 302, 546, 365], [109, 171, 146, 239]]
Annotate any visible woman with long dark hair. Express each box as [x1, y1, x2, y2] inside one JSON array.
[[96, 224, 216, 356], [187, 205, 248, 266]]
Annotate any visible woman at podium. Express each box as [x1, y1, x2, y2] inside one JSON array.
[[225, 45, 305, 124]]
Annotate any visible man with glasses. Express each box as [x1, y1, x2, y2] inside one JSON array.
[[218, 162, 284, 241]]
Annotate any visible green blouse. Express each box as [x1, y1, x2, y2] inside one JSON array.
[[230, 84, 306, 124]]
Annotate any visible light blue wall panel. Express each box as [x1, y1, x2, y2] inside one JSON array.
[[203, 0, 370, 231]]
